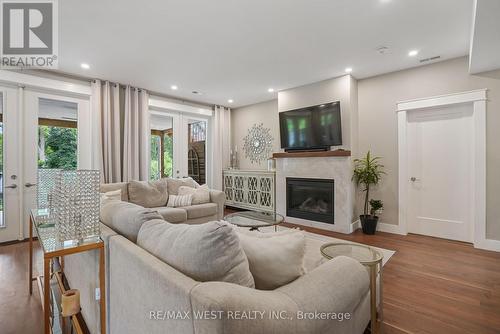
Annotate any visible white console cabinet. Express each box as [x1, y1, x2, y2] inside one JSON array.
[[223, 169, 275, 213]]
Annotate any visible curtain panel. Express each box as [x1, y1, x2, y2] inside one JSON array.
[[91, 80, 149, 183], [211, 105, 231, 190]]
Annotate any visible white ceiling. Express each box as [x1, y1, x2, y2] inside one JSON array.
[[59, 0, 474, 107]]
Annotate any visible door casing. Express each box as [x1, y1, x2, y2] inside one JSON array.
[[397, 89, 488, 250]]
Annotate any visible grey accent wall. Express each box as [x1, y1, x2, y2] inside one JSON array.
[[358, 56, 500, 240], [230, 99, 280, 170]]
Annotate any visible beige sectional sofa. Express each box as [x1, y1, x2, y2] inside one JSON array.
[[64, 178, 371, 334], [100, 178, 225, 224]]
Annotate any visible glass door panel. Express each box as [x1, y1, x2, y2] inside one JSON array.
[[150, 113, 176, 180], [187, 119, 207, 185], [23, 91, 90, 239]]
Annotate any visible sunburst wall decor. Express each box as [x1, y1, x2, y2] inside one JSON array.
[[243, 123, 274, 164]]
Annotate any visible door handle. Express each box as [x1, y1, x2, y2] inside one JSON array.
[[5, 184, 17, 189], [410, 177, 420, 182], [25, 182, 37, 188]]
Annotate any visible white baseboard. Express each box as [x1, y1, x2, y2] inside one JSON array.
[[474, 238, 500, 252], [377, 222, 407, 235], [351, 219, 407, 235]]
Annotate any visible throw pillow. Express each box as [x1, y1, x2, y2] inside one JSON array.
[[100, 189, 121, 205], [166, 177, 198, 195], [178, 184, 210, 205], [236, 229, 306, 290], [100, 200, 163, 242], [128, 179, 168, 208], [137, 220, 255, 288], [167, 194, 193, 207]]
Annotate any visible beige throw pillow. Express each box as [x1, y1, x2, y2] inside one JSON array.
[[166, 177, 198, 195], [128, 179, 168, 208], [137, 220, 255, 288], [237, 229, 306, 290], [100, 189, 121, 205], [167, 194, 193, 208], [178, 184, 210, 205]]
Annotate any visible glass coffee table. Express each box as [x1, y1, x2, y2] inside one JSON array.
[[320, 243, 383, 334], [224, 211, 284, 231]]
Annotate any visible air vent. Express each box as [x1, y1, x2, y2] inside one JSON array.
[[419, 56, 441, 63]]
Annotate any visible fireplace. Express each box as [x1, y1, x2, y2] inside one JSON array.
[[286, 178, 334, 224]]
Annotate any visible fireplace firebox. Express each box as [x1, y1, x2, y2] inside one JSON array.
[[286, 178, 334, 224]]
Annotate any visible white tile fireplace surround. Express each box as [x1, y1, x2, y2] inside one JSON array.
[[276, 156, 355, 234]]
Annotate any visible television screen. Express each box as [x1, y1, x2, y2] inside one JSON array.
[[279, 101, 342, 150]]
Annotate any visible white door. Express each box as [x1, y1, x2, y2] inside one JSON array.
[[0, 86, 21, 243], [22, 91, 91, 239], [407, 103, 473, 242]]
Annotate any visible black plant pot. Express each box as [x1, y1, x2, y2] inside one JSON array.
[[360, 215, 379, 235]]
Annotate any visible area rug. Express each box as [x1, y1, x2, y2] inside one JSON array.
[[258, 225, 395, 267]]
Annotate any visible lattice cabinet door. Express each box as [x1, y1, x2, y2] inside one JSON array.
[[258, 175, 274, 211], [233, 174, 246, 204], [247, 175, 259, 206], [224, 174, 234, 203]]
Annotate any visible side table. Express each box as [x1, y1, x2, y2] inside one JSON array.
[[29, 208, 106, 334], [320, 242, 383, 334]]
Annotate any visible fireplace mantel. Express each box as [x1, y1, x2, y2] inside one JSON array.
[[272, 149, 351, 159]]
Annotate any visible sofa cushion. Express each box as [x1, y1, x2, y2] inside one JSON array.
[[100, 182, 129, 201], [100, 199, 163, 242], [236, 229, 306, 290], [166, 177, 198, 195], [152, 207, 188, 223], [137, 220, 255, 288], [182, 203, 217, 219], [128, 179, 168, 208], [178, 184, 210, 205]]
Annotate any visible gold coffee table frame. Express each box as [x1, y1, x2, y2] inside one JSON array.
[[320, 242, 383, 334]]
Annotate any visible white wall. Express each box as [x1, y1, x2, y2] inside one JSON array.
[[231, 99, 279, 170], [358, 56, 500, 241]]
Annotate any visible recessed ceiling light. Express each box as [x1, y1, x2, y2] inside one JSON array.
[[228, 99, 234, 103], [80, 63, 90, 69], [345, 67, 353, 73], [268, 88, 275, 93], [408, 50, 419, 57], [170, 85, 178, 90]]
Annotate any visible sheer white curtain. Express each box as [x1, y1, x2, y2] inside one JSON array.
[[211, 105, 231, 190], [123, 86, 150, 181], [91, 80, 149, 183]]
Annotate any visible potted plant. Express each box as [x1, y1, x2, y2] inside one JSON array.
[[353, 151, 385, 235]]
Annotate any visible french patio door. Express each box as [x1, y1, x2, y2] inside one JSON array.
[[149, 110, 210, 186], [0, 87, 90, 243]]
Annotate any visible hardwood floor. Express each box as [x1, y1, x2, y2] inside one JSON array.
[[283, 223, 500, 334], [1, 226, 500, 334], [0, 241, 43, 334]]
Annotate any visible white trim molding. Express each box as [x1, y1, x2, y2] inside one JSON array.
[[149, 96, 212, 116], [0, 70, 91, 97], [397, 89, 495, 251]]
